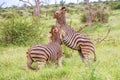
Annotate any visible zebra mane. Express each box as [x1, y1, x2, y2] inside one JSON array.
[[50, 25, 56, 39], [48, 25, 58, 42]]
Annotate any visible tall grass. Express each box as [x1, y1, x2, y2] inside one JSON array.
[[0, 41, 119, 80]]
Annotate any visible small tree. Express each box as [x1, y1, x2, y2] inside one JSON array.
[[77, 0, 79, 3], [19, 0, 44, 17], [55, 0, 57, 4], [60, 0, 65, 6], [108, 0, 112, 14], [81, 3, 109, 25], [0, 2, 5, 8]]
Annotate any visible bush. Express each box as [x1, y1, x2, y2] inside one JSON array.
[[62, 45, 73, 58], [0, 12, 16, 18], [111, 2, 120, 10], [81, 11, 109, 23], [97, 12, 109, 23], [80, 13, 86, 23], [0, 17, 40, 46], [60, 0, 65, 6]]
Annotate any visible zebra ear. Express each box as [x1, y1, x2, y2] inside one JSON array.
[[61, 6, 67, 11], [59, 6, 67, 11]]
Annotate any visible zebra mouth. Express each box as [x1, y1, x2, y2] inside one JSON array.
[[53, 13, 61, 19], [53, 13, 58, 18]]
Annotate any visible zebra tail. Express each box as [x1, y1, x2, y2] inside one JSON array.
[[93, 51, 96, 61]]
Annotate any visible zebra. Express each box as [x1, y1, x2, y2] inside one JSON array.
[[24, 25, 63, 71], [54, 6, 96, 62]]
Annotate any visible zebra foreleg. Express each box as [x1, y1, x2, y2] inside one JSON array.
[[58, 57, 62, 67]]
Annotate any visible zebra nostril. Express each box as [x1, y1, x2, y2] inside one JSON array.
[[55, 12, 59, 15], [55, 11, 60, 15]]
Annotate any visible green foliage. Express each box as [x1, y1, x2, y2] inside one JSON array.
[[60, 0, 66, 6], [0, 12, 16, 18], [0, 17, 40, 46], [80, 13, 86, 22], [62, 45, 73, 58], [97, 12, 109, 23], [0, 8, 20, 19], [80, 11, 109, 23], [111, 2, 120, 10], [67, 3, 75, 8]]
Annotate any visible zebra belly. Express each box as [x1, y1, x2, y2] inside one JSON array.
[[63, 40, 79, 50]]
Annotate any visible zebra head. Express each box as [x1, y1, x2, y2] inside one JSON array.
[[48, 25, 64, 44], [54, 6, 67, 19]]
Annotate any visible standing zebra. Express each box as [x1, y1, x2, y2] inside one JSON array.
[[54, 7, 96, 62], [24, 26, 63, 71]]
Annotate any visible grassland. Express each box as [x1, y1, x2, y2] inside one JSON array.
[[0, 9, 120, 80]]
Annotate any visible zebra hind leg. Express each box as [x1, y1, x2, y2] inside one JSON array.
[[78, 49, 91, 64], [83, 54, 92, 65], [36, 61, 46, 71], [78, 50, 85, 63]]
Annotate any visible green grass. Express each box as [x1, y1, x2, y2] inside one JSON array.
[[0, 9, 120, 80], [0, 42, 119, 80]]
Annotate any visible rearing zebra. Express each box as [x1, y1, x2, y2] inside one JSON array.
[[24, 25, 63, 71], [54, 7, 96, 62]]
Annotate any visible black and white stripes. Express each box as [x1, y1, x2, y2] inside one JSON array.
[[54, 6, 96, 62], [61, 25, 96, 62], [25, 26, 63, 71]]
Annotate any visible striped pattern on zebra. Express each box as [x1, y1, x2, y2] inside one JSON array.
[[25, 26, 63, 71], [54, 6, 96, 62]]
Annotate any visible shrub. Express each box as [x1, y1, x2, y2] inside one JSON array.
[[0, 12, 15, 18], [0, 17, 40, 46], [111, 2, 120, 10], [80, 11, 109, 23], [62, 45, 73, 58], [60, 0, 65, 6], [80, 13, 86, 23]]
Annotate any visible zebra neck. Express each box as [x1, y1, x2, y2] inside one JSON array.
[[54, 40, 61, 45], [50, 38, 61, 45], [56, 17, 66, 25], [51, 41, 61, 46]]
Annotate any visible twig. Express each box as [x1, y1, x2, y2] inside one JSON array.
[[96, 27, 111, 44], [0, 2, 5, 7], [77, 23, 88, 32], [19, 0, 33, 6]]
